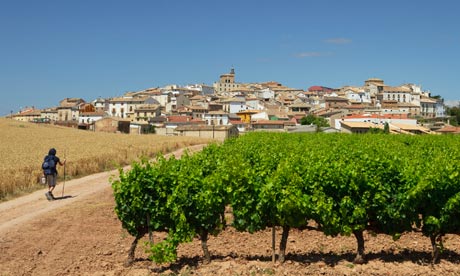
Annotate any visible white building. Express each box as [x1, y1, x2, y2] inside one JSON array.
[[108, 96, 157, 119], [343, 87, 371, 103], [255, 88, 275, 100], [334, 114, 417, 130], [78, 111, 105, 125], [203, 111, 230, 126], [221, 97, 249, 113], [185, 84, 215, 95]]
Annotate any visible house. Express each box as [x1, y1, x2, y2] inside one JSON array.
[[236, 110, 261, 124], [188, 105, 209, 120], [78, 111, 106, 129], [325, 96, 349, 109], [339, 120, 430, 135], [221, 97, 248, 113], [92, 98, 108, 113], [390, 123, 431, 135], [251, 120, 295, 132], [251, 111, 269, 121], [342, 87, 371, 103], [420, 97, 438, 118], [229, 118, 248, 133], [184, 84, 215, 95], [308, 86, 334, 96], [162, 115, 204, 133], [174, 124, 239, 141], [340, 121, 382, 134], [129, 121, 154, 135], [165, 92, 190, 113], [13, 108, 41, 122], [40, 108, 59, 122], [245, 98, 265, 110], [203, 111, 230, 126], [107, 96, 158, 119], [133, 104, 161, 122], [254, 88, 275, 101], [334, 113, 417, 130], [57, 98, 86, 122], [94, 117, 130, 133], [436, 125, 460, 134], [288, 103, 312, 113], [378, 86, 414, 104]]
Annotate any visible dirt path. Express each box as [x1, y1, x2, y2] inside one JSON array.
[[1, 144, 460, 275], [0, 145, 205, 236]]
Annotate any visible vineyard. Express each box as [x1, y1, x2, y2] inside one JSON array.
[[112, 132, 460, 267]]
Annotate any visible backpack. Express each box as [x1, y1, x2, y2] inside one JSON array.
[[42, 155, 56, 175]]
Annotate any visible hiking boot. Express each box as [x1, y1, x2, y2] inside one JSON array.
[[45, 192, 53, 201], [49, 192, 55, 199]]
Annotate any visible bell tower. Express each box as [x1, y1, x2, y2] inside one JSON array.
[[219, 67, 235, 84]]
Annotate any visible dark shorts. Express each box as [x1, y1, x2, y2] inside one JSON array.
[[46, 174, 57, 187]]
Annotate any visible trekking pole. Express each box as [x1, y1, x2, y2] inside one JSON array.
[[62, 150, 66, 197]]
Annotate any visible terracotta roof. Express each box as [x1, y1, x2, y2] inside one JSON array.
[[109, 96, 149, 103], [229, 120, 246, 125], [344, 105, 367, 109], [252, 120, 294, 126], [167, 115, 192, 122], [80, 111, 106, 116], [390, 123, 430, 133], [236, 110, 260, 115], [343, 114, 409, 120], [341, 121, 379, 129], [420, 97, 437, 103], [17, 109, 41, 116], [436, 125, 460, 133], [325, 96, 348, 101], [135, 104, 160, 111], [188, 105, 208, 111], [383, 86, 412, 92], [208, 111, 229, 115]]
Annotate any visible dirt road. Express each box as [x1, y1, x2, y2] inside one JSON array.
[[0, 145, 204, 275], [1, 145, 459, 276]]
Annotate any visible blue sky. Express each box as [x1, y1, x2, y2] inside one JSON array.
[[1, 0, 459, 116]]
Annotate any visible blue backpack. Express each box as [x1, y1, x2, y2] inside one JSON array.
[[42, 155, 56, 175]]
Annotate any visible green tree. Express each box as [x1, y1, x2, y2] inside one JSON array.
[[446, 106, 460, 126], [300, 114, 329, 127]]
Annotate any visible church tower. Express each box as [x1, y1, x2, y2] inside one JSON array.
[[214, 67, 240, 93]]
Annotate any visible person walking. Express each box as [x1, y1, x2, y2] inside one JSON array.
[[42, 148, 66, 200]]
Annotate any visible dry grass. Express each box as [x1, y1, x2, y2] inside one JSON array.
[[0, 118, 210, 200]]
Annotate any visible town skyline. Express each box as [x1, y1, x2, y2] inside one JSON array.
[[2, 0, 460, 116]]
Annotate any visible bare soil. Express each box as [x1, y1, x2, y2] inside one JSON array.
[[1, 146, 460, 276]]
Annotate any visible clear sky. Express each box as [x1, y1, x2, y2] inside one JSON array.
[[1, 0, 459, 116]]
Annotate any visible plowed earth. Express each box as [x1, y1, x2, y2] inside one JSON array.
[[1, 146, 459, 276]]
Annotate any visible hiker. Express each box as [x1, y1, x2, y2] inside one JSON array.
[[43, 148, 66, 200]]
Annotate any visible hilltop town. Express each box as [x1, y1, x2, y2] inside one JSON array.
[[8, 69, 460, 139]]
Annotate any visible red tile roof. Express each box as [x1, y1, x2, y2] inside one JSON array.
[[167, 115, 192, 122]]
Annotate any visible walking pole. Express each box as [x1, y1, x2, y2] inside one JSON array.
[[62, 150, 66, 197]]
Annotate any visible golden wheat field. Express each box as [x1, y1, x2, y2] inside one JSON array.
[[0, 118, 210, 201]]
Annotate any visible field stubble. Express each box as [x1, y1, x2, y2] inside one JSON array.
[[0, 118, 209, 200]]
